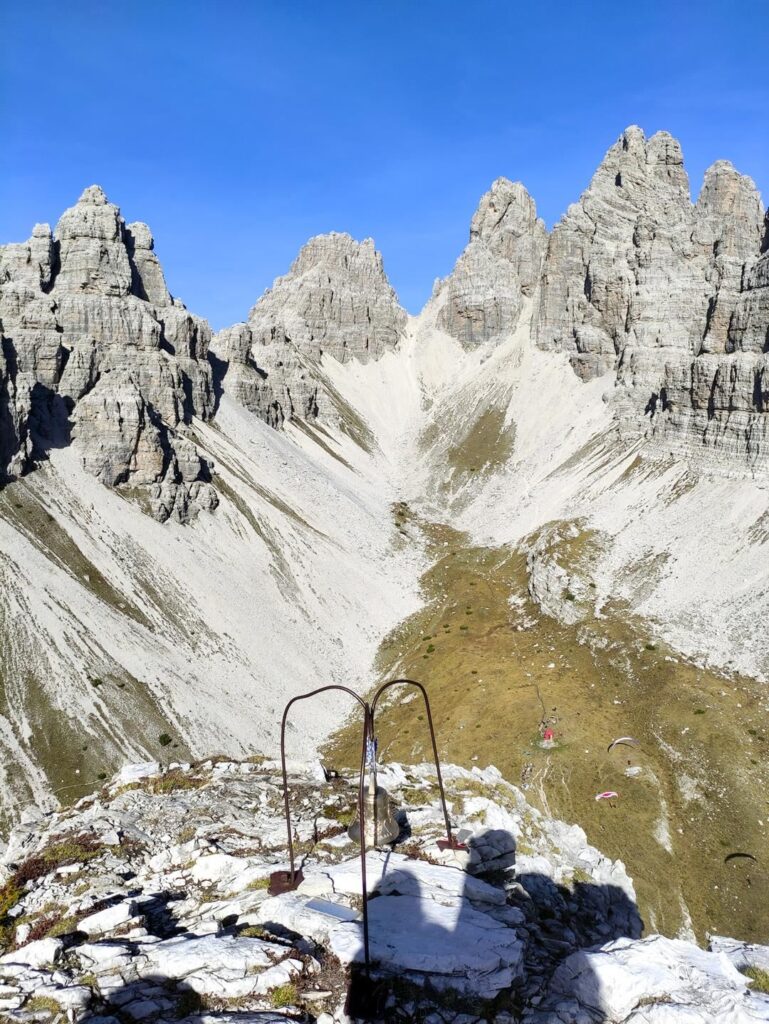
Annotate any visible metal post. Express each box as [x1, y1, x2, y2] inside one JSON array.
[[357, 704, 371, 972], [269, 684, 367, 895], [371, 679, 466, 851]]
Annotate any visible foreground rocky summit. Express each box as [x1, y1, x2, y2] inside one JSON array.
[[0, 758, 765, 1023]]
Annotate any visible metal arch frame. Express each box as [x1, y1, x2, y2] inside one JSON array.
[[270, 683, 373, 967], [270, 678, 464, 975], [370, 678, 458, 850]]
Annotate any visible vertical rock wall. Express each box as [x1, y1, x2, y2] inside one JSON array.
[[436, 177, 547, 345], [0, 186, 218, 521]]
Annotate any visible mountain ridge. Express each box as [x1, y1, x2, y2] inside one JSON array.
[[0, 126, 768, 943]]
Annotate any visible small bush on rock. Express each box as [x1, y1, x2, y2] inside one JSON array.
[[270, 983, 298, 1008], [744, 966, 769, 994]]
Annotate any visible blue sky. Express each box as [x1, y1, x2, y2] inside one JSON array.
[[2, 1, 767, 329]]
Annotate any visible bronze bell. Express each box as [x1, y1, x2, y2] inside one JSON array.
[[348, 757, 400, 848]]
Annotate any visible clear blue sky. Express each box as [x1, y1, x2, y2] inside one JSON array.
[[2, 1, 767, 329]]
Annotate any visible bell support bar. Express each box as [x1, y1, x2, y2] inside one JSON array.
[[370, 679, 465, 852], [269, 683, 372, 968]]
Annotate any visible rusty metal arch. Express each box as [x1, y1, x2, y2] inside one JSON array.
[[370, 678, 458, 850], [269, 679, 463, 976], [270, 683, 372, 966]]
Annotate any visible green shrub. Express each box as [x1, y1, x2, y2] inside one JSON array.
[[41, 835, 105, 868], [240, 924, 267, 937], [26, 995, 62, 1014], [158, 733, 173, 746], [744, 966, 769, 993], [321, 803, 355, 826], [0, 833, 106, 928], [150, 770, 203, 795], [270, 983, 298, 1008], [0, 880, 24, 922], [246, 877, 270, 891]]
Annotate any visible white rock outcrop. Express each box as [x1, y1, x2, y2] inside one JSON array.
[[0, 757, 760, 1023], [526, 934, 769, 1024]]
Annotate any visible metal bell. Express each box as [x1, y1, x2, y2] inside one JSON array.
[[348, 769, 400, 848]]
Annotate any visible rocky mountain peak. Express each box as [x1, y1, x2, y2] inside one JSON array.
[[212, 230, 406, 428], [78, 183, 109, 204], [574, 127, 691, 241], [695, 161, 764, 258], [529, 126, 769, 470], [469, 177, 542, 254], [0, 187, 217, 521], [435, 177, 546, 346], [247, 230, 406, 363], [603, 125, 689, 196], [125, 220, 173, 306], [53, 184, 133, 298], [279, 230, 384, 285]]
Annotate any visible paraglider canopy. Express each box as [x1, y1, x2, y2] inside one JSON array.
[[607, 737, 640, 753]]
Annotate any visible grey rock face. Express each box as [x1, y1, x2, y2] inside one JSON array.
[[536, 127, 701, 379], [213, 232, 406, 427], [125, 220, 173, 305], [212, 321, 293, 428], [437, 178, 547, 345], [0, 186, 217, 521], [54, 184, 134, 297], [249, 232, 406, 364], [532, 127, 768, 472]]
